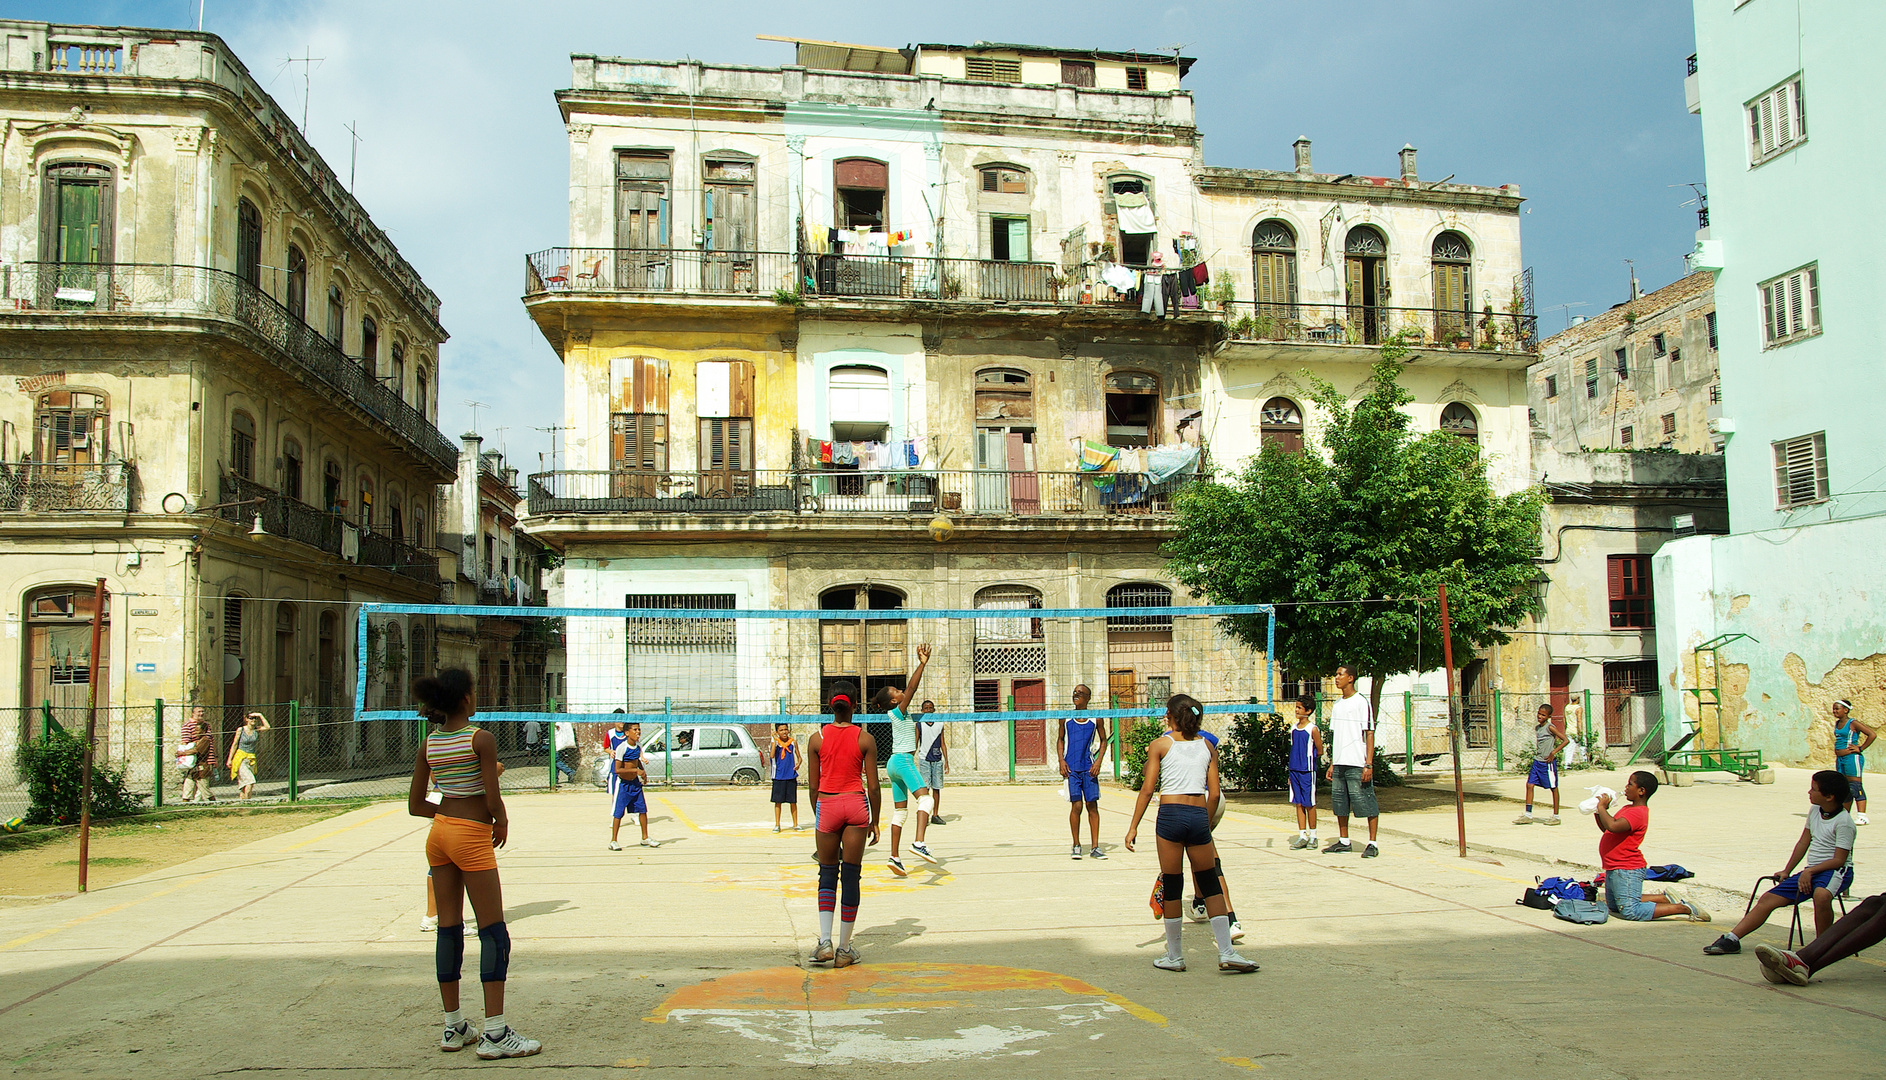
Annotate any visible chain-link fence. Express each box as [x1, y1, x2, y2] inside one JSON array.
[[1370, 689, 1665, 778]]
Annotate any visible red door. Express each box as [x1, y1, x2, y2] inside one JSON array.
[[1548, 665, 1572, 720], [1012, 678, 1047, 763], [1005, 433, 1039, 514]]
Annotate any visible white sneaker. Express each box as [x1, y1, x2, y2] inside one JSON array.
[[1153, 955, 1186, 972], [440, 1019, 476, 1052], [1857, 813, 1871, 826], [911, 841, 939, 865], [1218, 952, 1259, 974], [475, 1026, 542, 1060], [1071, 845, 1083, 860], [419, 915, 439, 933], [641, 838, 658, 847], [1512, 814, 1534, 825], [607, 841, 622, 851], [810, 939, 835, 964], [1230, 920, 1246, 943], [1187, 900, 1209, 923]]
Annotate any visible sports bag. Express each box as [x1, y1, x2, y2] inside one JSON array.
[[1536, 876, 1592, 901], [1517, 888, 1555, 910], [1551, 899, 1610, 924]]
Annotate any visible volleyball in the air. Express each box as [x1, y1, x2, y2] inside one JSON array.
[[928, 513, 955, 542]]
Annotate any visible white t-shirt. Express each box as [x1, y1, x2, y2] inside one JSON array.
[[1329, 693, 1375, 768], [1806, 805, 1857, 866]]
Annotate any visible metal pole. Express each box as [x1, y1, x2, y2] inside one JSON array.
[[1111, 697, 1123, 781], [1493, 689, 1504, 769], [153, 699, 165, 809], [1438, 584, 1467, 858], [1583, 688, 1593, 761], [1403, 691, 1415, 777], [1007, 694, 1016, 783], [548, 712, 557, 791], [287, 700, 300, 802], [664, 697, 673, 784], [79, 577, 106, 893]]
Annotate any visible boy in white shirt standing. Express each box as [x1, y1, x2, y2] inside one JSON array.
[[1323, 664, 1380, 857]]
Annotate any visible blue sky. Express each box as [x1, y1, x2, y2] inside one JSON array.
[[21, 1, 1704, 469]]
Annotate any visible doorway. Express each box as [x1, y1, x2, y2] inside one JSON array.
[[1345, 225, 1389, 344]]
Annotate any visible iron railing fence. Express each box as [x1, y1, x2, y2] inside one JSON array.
[[526, 468, 1206, 518], [801, 253, 1065, 303], [1221, 300, 1540, 352], [0, 262, 457, 471], [0, 460, 136, 513], [218, 474, 439, 585], [525, 248, 799, 297]]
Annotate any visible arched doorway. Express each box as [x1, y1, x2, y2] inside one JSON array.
[[1345, 225, 1389, 344], [1431, 231, 1473, 343]]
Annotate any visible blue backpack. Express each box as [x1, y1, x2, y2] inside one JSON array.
[[1552, 899, 1610, 924], [1536, 876, 1592, 901]]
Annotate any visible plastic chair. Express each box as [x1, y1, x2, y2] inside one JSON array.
[[1746, 863, 1854, 949]]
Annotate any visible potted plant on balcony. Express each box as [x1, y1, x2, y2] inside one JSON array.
[[1204, 279, 1238, 312]]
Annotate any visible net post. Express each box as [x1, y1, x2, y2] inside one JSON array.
[[1111, 704, 1122, 781], [664, 698, 674, 784], [1493, 689, 1504, 768], [1583, 688, 1593, 756], [287, 701, 300, 802], [1403, 691, 1414, 777], [42, 699, 53, 742], [153, 699, 165, 809], [1006, 695, 1016, 782], [548, 713, 557, 791]]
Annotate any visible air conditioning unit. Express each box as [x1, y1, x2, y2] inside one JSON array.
[[1708, 417, 1735, 435], [1672, 513, 1696, 538]]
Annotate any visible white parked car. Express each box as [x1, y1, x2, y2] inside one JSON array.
[[638, 723, 765, 785]]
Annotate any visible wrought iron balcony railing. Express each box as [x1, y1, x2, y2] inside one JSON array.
[[526, 468, 1203, 519], [0, 460, 136, 514], [801, 254, 1066, 303], [2, 262, 457, 473], [1220, 300, 1539, 352], [525, 248, 799, 297], [220, 474, 438, 585]]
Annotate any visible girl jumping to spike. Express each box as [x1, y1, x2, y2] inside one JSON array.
[[872, 643, 934, 876], [407, 668, 541, 1058], [1125, 694, 1259, 974], [806, 682, 883, 968]]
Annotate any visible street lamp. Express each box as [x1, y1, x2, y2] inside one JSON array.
[[160, 493, 269, 537]]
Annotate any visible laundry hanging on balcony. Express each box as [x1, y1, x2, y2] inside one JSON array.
[[1146, 444, 1202, 484], [340, 523, 360, 563], [1114, 192, 1156, 236], [1100, 263, 1138, 293]]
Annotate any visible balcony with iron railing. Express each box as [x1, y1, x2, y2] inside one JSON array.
[[526, 467, 1203, 520], [2, 262, 457, 474], [1220, 301, 1538, 355], [0, 460, 136, 515], [219, 473, 439, 586]]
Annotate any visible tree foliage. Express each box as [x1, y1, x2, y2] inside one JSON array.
[[22, 729, 146, 826], [1166, 335, 1544, 714]]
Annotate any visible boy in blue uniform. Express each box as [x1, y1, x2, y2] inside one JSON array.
[[608, 723, 652, 849], [1059, 684, 1108, 860], [1287, 694, 1324, 850], [1516, 703, 1569, 825]]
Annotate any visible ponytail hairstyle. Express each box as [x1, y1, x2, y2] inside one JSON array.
[[829, 681, 859, 723], [870, 686, 896, 714], [1167, 693, 1204, 738], [413, 668, 474, 724]]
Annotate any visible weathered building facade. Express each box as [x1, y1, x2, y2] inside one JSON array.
[[0, 22, 453, 780]]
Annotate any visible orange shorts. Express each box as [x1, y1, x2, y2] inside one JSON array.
[[426, 814, 498, 872]]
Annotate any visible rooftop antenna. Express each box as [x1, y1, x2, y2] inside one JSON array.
[[1624, 258, 1641, 301], [344, 120, 364, 190], [281, 49, 323, 132], [197, 1, 205, 31], [1671, 182, 1709, 230], [493, 426, 510, 454], [463, 399, 489, 433], [531, 425, 568, 473], [1546, 301, 1589, 331]]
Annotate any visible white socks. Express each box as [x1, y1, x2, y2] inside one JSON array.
[[444, 1009, 463, 1026], [1163, 917, 1183, 959], [483, 1014, 506, 1037], [819, 909, 834, 941], [1210, 915, 1235, 957], [838, 921, 855, 947]]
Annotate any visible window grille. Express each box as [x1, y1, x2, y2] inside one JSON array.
[[1760, 265, 1820, 346], [1773, 432, 1829, 509], [1748, 77, 1805, 164]]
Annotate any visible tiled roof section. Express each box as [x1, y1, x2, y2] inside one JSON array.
[[1539, 271, 1714, 352]]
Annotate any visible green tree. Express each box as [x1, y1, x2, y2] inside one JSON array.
[[1166, 334, 1544, 720]]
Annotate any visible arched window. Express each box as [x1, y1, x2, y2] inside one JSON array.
[[1260, 397, 1305, 452], [389, 341, 405, 401], [237, 198, 262, 287], [974, 585, 1044, 643], [285, 245, 307, 322], [388, 486, 405, 540], [272, 601, 297, 703], [1251, 220, 1297, 317], [360, 315, 378, 375], [1432, 231, 1473, 342], [326, 283, 345, 345], [230, 410, 257, 480], [413, 503, 428, 549], [317, 610, 340, 722], [833, 158, 888, 229], [818, 585, 907, 721], [1107, 174, 1157, 266], [974, 369, 1036, 509], [1104, 371, 1159, 448], [1440, 402, 1479, 445], [1106, 582, 1173, 631], [1344, 225, 1390, 344], [410, 625, 431, 681], [382, 623, 405, 708], [281, 437, 304, 501], [43, 162, 114, 265], [1105, 582, 1175, 707], [357, 474, 375, 529], [223, 595, 248, 718], [24, 585, 110, 718], [980, 165, 1028, 194], [33, 388, 109, 463]]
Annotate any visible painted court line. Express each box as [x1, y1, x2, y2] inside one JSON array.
[[0, 873, 217, 954], [279, 806, 402, 851]]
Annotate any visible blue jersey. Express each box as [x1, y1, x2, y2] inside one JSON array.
[[1836, 719, 1865, 776], [1064, 718, 1098, 771], [1289, 725, 1318, 772], [615, 743, 644, 788], [770, 741, 798, 780]]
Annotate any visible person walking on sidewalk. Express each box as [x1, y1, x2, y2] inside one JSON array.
[[1515, 703, 1569, 825], [1594, 771, 1711, 924], [1323, 665, 1379, 857], [1060, 684, 1109, 860], [1833, 699, 1874, 825], [227, 711, 269, 800], [178, 705, 217, 803]]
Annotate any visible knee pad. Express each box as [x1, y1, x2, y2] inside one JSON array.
[[477, 921, 511, 984], [891, 807, 908, 829], [1161, 873, 1184, 906], [839, 861, 862, 911], [818, 861, 840, 891], [916, 793, 934, 817], [435, 924, 465, 983], [1193, 866, 1224, 900]]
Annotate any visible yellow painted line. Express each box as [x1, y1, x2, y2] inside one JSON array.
[[0, 872, 215, 953], [656, 796, 703, 835], [1217, 1055, 1263, 1070], [280, 806, 400, 851]]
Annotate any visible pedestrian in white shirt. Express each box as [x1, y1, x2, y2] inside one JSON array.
[[1323, 664, 1380, 857]]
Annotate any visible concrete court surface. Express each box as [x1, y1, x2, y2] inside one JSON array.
[[1, 785, 1881, 1079]]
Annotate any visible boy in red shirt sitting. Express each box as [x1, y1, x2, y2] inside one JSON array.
[[1594, 771, 1712, 923]]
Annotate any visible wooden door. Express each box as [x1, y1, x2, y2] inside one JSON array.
[[1347, 256, 1387, 344], [1012, 678, 1047, 764], [704, 183, 755, 292], [275, 626, 296, 704], [698, 418, 753, 497], [1433, 261, 1468, 341], [974, 428, 1010, 512], [615, 184, 669, 289], [1548, 665, 1572, 721], [1252, 250, 1295, 324], [1005, 432, 1039, 514], [1108, 668, 1136, 708]]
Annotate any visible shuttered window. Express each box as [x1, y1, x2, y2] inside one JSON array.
[[1620, 425, 1634, 448], [1760, 264, 1820, 346], [1607, 555, 1653, 629], [980, 168, 1027, 194], [1126, 66, 1149, 90], [1773, 432, 1829, 509], [965, 57, 1021, 83], [1585, 356, 1598, 398], [1748, 77, 1805, 165], [611, 413, 669, 472], [1060, 60, 1095, 87]]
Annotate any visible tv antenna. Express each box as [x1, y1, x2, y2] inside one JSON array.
[[344, 120, 364, 191], [463, 399, 489, 432], [1546, 301, 1589, 331], [531, 425, 569, 473], [279, 49, 324, 132]]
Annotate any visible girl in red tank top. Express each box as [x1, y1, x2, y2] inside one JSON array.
[[807, 685, 881, 969]]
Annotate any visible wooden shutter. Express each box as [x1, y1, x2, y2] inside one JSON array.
[[1750, 79, 1803, 161], [1774, 433, 1827, 507], [1006, 218, 1030, 261], [57, 179, 104, 263]]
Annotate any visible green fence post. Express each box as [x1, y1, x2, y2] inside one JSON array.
[[287, 701, 300, 802], [1111, 695, 1123, 781], [1584, 688, 1594, 759], [153, 699, 165, 809], [1006, 694, 1017, 783], [1404, 691, 1415, 777], [664, 697, 674, 784], [1493, 689, 1504, 768], [42, 700, 53, 742]]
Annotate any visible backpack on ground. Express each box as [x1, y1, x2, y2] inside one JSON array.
[[1552, 899, 1610, 924], [1517, 888, 1556, 910], [1536, 876, 1592, 902]]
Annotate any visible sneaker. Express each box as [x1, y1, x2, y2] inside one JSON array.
[[1071, 845, 1084, 860], [1541, 815, 1562, 826], [911, 841, 939, 865], [929, 815, 947, 825], [1857, 813, 1871, 826], [1288, 835, 1310, 850], [440, 1019, 476, 1052], [1754, 944, 1810, 986], [1229, 920, 1247, 943], [1188, 899, 1209, 923], [1153, 955, 1187, 972], [1756, 959, 1789, 985], [419, 915, 439, 933], [1218, 953, 1259, 974], [1703, 934, 1741, 955], [1660, 884, 1710, 922], [810, 939, 835, 964], [475, 1027, 542, 1060], [1088, 847, 1107, 860], [607, 841, 622, 851], [833, 944, 861, 969], [774, 824, 781, 833], [1362, 844, 1379, 858], [1512, 814, 1534, 825], [1322, 841, 1354, 854], [888, 856, 908, 877], [641, 838, 658, 848]]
